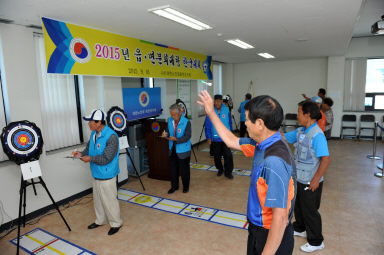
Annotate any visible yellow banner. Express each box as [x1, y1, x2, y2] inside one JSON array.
[[41, 17, 212, 80]]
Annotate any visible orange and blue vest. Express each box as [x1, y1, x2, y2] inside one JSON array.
[[239, 132, 296, 229]]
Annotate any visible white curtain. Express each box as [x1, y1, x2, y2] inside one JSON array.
[[343, 58, 367, 111], [197, 81, 208, 116], [34, 35, 80, 151], [213, 63, 222, 95]]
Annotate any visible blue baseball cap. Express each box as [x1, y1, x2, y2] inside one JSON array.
[[311, 96, 322, 104]]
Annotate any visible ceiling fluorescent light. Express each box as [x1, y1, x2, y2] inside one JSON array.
[[258, 53, 275, 59], [149, 6, 212, 31], [226, 39, 254, 49]]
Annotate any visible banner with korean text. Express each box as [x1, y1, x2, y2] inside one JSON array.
[[41, 17, 213, 80]]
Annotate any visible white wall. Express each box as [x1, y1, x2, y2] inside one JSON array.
[[346, 36, 384, 58], [227, 59, 328, 124], [0, 24, 128, 223]]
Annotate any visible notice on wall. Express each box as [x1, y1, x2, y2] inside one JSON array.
[[177, 80, 192, 119]]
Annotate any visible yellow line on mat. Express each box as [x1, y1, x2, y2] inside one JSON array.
[[214, 214, 247, 222], [118, 192, 134, 198], [25, 235, 65, 255]]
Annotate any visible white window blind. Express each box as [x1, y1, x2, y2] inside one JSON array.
[[34, 35, 80, 151], [197, 81, 208, 116], [343, 58, 367, 111], [213, 63, 222, 95]]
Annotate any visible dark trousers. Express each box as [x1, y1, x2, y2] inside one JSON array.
[[211, 141, 233, 175], [170, 148, 190, 190], [293, 182, 324, 246], [240, 121, 248, 137], [247, 222, 294, 255], [324, 129, 331, 140]]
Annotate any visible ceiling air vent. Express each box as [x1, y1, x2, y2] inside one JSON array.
[[0, 18, 14, 24], [27, 24, 42, 30]]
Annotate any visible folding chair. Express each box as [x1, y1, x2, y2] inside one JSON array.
[[340, 114, 357, 139], [358, 114, 376, 140], [283, 113, 298, 132]]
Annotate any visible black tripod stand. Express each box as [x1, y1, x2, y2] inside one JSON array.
[[196, 121, 206, 153], [125, 148, 145, 190], [231, 112, 239, 131], [16, 176, 71, 255]]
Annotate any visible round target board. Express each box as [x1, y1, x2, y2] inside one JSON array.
[[106, 106, 128, 137], [1, 120, 44, 165], [176, 99, 188, 118]]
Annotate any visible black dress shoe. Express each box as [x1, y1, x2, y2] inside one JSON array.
[[88, 223, 101, 229], [225, 174, 234, 179], [168, 187, 179, 194], [217, 171, 223, 176], [182, 188, 189, 193], [108, 226, 121, 235]]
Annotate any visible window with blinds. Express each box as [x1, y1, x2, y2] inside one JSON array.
[[34, 35, 81, 151]]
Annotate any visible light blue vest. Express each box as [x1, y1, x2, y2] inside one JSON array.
[[294, 125, 324, 184], [168, 115, 191, 154], [211, 105, 231, 141], [89, 126, 120, 179]]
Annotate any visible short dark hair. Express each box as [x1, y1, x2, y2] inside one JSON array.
[[244, 95, 283, 131], [298, 100, 322, 120], [323, 97, 333, 107], [245, 93, 252, 100], [318, 88, 326, 96], [95, 120, 106, 125]]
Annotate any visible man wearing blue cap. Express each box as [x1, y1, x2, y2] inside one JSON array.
[[73, 109, 122, 235], [205, 94, 234, 179], [311, 96, 326, 132]]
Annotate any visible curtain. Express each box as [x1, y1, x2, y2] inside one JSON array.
[[343, 58, 367, 111], [34, 35, 80, 151]]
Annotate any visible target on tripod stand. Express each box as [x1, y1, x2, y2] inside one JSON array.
[[106, 106, 128, 137], [176, 99, 188, 118], [1, 121, 44, 165]]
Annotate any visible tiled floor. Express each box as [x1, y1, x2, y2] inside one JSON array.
[[1, 139, 384, 254]]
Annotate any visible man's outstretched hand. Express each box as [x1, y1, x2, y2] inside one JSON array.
[[197, 90, 215, 116]]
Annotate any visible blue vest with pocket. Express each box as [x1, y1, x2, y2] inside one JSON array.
[[168, 115, 191, 154], [211, 105, 231, 141], [294, 125, 324, 184], [89, 126, 120, 179]]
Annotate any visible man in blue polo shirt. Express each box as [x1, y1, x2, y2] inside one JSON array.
[[238, 93, 252, 137], [198, 90, 296, 255], [283, 100, 330, 253]]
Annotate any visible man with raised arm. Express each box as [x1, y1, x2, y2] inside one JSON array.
[[198, 91, 296, 255]]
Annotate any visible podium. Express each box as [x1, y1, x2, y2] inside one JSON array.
[[144, 119, 170, 180]]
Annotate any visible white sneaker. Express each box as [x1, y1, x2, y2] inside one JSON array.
[[293, 230, 307, 238], [300, 242, 325, 253]]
